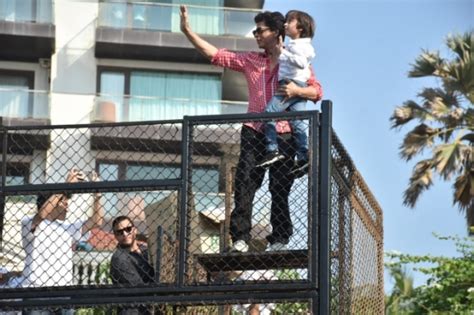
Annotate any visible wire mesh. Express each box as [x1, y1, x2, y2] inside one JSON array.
[[329, 133, 384, 314], [0, 111, 383, 313]]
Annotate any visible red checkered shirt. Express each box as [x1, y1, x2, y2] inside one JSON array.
[[211, 48, 323, 133]]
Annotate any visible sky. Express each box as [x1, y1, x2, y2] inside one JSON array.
[[265, 0, 473, 291]]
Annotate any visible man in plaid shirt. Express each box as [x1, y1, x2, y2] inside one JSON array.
[[180, 6, 322, 252]]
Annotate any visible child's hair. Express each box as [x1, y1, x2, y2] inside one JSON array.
[[254, 11, 286, 40], [286, 10, 315, 39]]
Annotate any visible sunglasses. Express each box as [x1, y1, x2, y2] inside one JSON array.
[[114, 225, 134, 236], [252, 27, 271, 36]]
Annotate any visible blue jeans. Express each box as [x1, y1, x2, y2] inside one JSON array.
[[264, 79, 308, 161]]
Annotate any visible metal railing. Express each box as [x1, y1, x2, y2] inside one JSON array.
[[94, 94, 248, 122], [0, 0, 53, 24], [0, 89, 50, 122], [0, 101, 384, 314], [98, 1, 260, 36]]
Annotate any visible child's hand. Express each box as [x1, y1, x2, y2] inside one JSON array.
[[278, 35, 284, 53]]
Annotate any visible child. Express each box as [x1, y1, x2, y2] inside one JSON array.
[[258, 10, 315, 177]]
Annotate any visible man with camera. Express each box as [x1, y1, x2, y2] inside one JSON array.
[[11, 168, 104, 289]]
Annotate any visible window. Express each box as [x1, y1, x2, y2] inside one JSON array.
[[0, 163, 30, 186], [98, 68, 222, 121], [0, 70, 34, 119], [96, 161, 221, 218], [0, 0, 52, 23], [99, 0, 223, 34]]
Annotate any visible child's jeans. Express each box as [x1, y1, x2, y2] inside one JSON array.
[[264, 79, 308, 161]]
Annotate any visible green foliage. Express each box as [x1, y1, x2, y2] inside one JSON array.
[[272, 270, 309, 314], [390, 31, 474, 228], [76, 308, 117, 315], [385, 234, 474, 314]]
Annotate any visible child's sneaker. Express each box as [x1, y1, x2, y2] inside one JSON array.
[[230, 240, 249, 252], [290, 160, 309, 178], [257, 151, 285, 167]]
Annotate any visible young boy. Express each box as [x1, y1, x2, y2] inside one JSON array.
[[258, 10, 316, 177]]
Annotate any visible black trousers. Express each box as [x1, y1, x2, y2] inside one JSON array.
[[230, 125, 296, 245]]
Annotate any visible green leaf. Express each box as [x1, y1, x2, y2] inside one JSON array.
[[403, 159, 434, 207], [400, 124, 437, 160], [453, 170, 474, 210], [433, 141, 462, 179]]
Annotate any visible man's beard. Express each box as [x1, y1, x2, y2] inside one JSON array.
[[118, 241, 134, 249]]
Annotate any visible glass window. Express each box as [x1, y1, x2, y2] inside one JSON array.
[[170, 0, 224, 35], [98, 69, 222, 121], [0, 71, 34, 118], [0, 0, 51, 23], [97, 161, 220, 218], [99, 72, 126, 121]]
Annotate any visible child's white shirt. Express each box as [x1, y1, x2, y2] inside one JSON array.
[[278, 38, 315, 83]]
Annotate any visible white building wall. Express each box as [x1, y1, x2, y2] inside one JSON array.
[[48, 0, 100, 220]]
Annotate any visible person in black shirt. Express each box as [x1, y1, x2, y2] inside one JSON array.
[[110, 216, 155, 314]]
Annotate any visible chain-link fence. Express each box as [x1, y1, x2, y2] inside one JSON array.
[[0, 101, 383, 314]]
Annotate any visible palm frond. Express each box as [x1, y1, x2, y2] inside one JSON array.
[[390, 101, 434, 128], [403, 159, 434, 208], [445, 32, 473, 64], [400, 124, 438, 160], [465, 109, 474, 131], [408, 50, 448, 78], [453, 169, 474, 211], [444, 32, 474, 103], [433, 140, 463, 179], [418, 88, 459, 110]]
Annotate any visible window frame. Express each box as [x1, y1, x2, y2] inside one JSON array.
[[0, 69, 35, 117]]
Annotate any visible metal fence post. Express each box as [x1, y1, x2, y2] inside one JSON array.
[[177, 117, 192, 287], [319, 100, 332, 314], [0, 117, 6, 252]]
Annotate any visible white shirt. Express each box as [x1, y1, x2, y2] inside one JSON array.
[[19, 216, 84, 287], [278, 38, 315, 83]]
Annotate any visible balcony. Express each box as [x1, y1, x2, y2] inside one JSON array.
[[92, 95, 248, 123], [0, 1, 55, 61], [0, 88, 50, 125], [95, 1, 260, 62]]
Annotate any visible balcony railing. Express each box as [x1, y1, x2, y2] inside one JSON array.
[[98, 1, 260, 36], [0, 89, 50, 121], [0, 0, 53, 24], [94, 94, 248, 122]]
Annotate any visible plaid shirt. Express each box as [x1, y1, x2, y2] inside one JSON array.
[[211, 48, 323, 133]]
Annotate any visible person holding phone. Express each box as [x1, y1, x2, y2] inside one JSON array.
[[10, 169, 104, 289]]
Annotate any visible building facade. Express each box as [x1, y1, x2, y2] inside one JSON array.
[[0, 0, 264, 274]]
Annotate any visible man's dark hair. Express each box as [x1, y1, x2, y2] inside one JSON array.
[[36, 192, 72, 210], [286, 10, 315, 39], [112, 215, 134, 231], [254, 11, 286, 40]]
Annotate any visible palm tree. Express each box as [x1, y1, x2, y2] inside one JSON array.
[[390, 31, 474, 229], [385, 264, 415, 314]]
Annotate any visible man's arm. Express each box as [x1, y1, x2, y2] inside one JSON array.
[[31, 169, 83, 231], [180, 5, 218, 60], [82, 171, 104, 232], [277, 67, 323, 102]]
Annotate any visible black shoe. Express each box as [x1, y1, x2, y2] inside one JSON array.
[[290, 160, 309, 178], [257, 151, 285, 167]]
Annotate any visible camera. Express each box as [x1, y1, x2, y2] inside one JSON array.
[[76, 171, 87, 181]]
